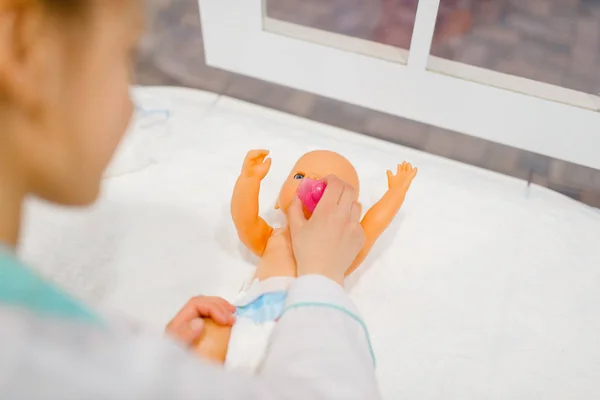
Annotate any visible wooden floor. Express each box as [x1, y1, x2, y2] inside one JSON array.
[[135, 0, 600, 207]]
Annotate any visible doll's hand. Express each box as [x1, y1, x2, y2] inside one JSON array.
[[165, 296, 236, 346], [242, 149, 272, 180], [386, 161, 418, 191]]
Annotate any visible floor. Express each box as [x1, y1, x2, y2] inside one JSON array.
[[136, 0, 600, 207], [21, 87, 600, 399]]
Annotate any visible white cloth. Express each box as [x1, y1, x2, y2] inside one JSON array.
[[19, 87, 600, 398], [0, 275, 381, 400], [225, 277, 295, 372]]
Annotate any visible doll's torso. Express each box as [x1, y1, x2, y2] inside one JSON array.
[[254, 228, 296, 280]]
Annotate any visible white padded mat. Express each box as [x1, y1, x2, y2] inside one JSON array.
[[19, 87, 600, 400]]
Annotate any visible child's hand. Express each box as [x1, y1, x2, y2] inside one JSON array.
[[386, 162, 418, 191], [241, 149, 272, 180], [165, 296, 236, 346], [288, 175, 365, 286]]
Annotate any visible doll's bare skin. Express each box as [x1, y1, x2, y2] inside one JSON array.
[[193, 149, 417, 362]]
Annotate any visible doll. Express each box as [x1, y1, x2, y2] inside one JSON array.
[[193, 149, 417, 370]]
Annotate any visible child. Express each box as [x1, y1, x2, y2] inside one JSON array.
[[0, 1, 379, 399], [0, 0, 234, 340]]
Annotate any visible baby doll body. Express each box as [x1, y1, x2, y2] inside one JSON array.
[[193, 150, 417, 369]]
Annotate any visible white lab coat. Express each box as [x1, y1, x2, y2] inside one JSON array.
[[0, 275, 381, 399]]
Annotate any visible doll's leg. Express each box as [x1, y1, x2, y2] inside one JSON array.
[[192, 318, 232, 363]]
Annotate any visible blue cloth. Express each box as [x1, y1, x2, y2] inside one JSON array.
[[0, 250, 97, 322], [235, 291, 288, 324]]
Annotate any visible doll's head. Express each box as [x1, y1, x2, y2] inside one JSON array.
[[276, 150, 360, 215]]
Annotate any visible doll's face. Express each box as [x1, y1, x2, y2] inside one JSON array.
[[277, 150, 360, 214]]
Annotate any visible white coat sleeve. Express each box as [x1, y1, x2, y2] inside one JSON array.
[[259, 275, 380, 399], [0, 276, 380, 400]]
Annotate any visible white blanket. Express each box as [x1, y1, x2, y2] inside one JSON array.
[[19, 87, 600, 399]]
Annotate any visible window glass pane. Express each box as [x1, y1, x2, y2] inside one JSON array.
[[265, 0, 418, 52], [431, 0, 600, 94]]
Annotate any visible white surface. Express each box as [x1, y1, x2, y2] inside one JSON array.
[[20, 87, 600, 399], [199, 0, 600, 170]]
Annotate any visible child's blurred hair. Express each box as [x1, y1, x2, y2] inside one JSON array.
[[39, 0, 87, 16]]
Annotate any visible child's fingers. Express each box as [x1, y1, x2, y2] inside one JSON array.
[[167, 297, 233, 331], [205, 298, 236, 324], [211, 297, 236, 312], [206, 305, 235, 325], [166, 318, 205, 346], [337, 184, 356, 215], [180, 318, 206, 344], [317, 175, 343, 211], [287, 197, 307, 236], [166, 297, 205, 331], [350, 202, 362, 223]]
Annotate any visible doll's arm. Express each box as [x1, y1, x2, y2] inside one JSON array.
[[346, 162, 417, 276], [231, 150, 274, 257]]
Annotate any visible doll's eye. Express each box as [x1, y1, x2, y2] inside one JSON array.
[[293, 173, 305, 180]]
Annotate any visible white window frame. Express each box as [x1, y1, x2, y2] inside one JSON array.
[[199, 0, 600, 170]]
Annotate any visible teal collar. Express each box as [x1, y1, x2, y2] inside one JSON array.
[[0, 250, 98, 322]]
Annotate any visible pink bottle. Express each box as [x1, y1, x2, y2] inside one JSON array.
[[297, 178, 327, 213]]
